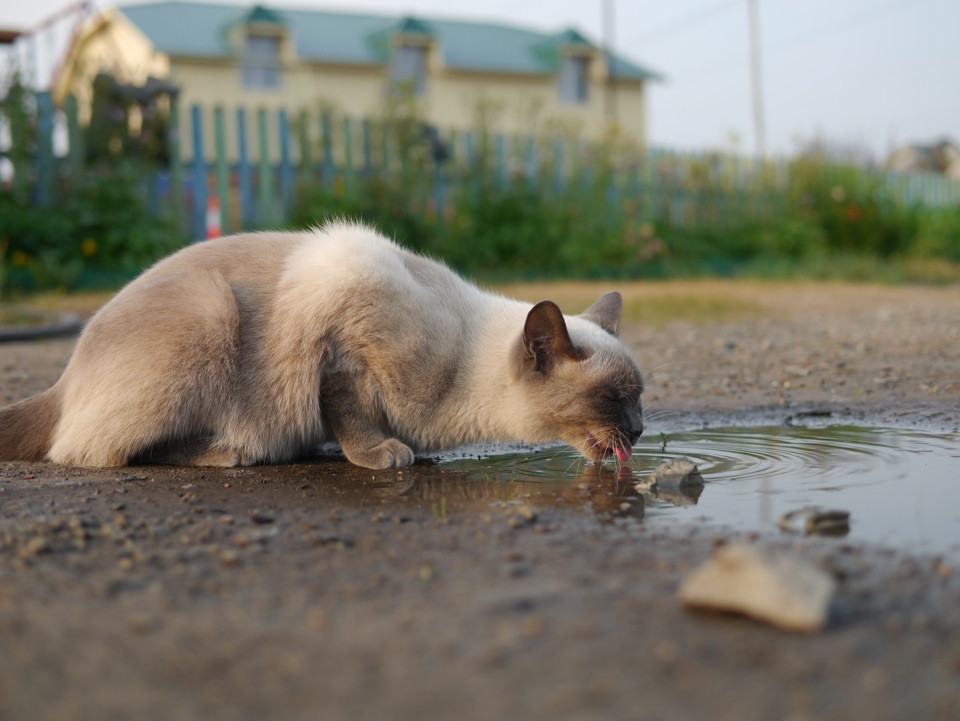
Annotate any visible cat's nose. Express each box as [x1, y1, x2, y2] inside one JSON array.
[[628, 422, 643, 444]]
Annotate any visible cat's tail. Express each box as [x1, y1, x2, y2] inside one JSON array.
[[0, 388, 61, 461]]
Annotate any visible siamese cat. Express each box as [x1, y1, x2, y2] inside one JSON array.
[[0, 222, 644, 470]]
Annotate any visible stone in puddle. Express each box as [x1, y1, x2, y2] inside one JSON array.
[[648, 484, 703, 507], [678, 543, 836, 632], [636, 457, 704, 490], [777, 507, 850, 537]]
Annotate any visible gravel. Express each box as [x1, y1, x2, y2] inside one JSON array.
[[1, 280, 959, 721]]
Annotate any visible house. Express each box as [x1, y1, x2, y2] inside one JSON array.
[[52, 1, 661, 159], [887, 139, 960, 180]]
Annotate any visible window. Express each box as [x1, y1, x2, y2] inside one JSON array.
[[559, 55, 589, 105], [242, 34, 282, 90], [391, 44, 427, 96]]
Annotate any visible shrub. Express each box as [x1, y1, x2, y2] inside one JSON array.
[[911, 206, 960, 260], [0, 165, 184, 295]]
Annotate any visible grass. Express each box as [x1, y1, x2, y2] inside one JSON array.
[[4, 281, 765, 329], [732, 255, 960, 285], [3, 290, 115, 317], [5, 273, 958, 333], [495, 280, 767, 326], [620, 294, 762, 326], [0, 306, 41, 326]]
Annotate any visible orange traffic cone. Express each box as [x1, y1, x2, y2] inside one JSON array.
[[206, 195, 222, 239]]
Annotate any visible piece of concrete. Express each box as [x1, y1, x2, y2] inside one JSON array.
[[678, 543, 836, 632], [649, 457, 704, 487], [635, 458, 705, 507], [777, 506, 850, 537]]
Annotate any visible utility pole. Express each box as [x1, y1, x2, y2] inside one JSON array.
[[747, 0, 767, 158], [602, 0, 617, 124]]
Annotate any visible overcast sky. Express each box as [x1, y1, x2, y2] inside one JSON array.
[[3, 0, 958, 158]]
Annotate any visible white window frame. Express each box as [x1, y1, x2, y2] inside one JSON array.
[[391, 43, 428, 96], [559, 55, 589, 105], [242, 34, 282, 90]]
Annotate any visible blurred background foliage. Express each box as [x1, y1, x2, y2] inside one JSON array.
[[2, 76, 960, 298]]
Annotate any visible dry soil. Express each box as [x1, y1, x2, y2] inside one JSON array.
[[1, 280, 959, 721]]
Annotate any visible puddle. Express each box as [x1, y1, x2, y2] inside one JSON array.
[[402, 425, 960, 557]]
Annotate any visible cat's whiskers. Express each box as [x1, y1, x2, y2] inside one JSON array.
[[647, 360, 691, 375], [556, 446, 585, 477], [585, 434, 609, 468], [618, 425, 647, 474], [644, 409, 688, 422], [642, 360, 692, 387]]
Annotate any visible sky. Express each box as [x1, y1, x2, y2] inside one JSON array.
[[2, 0, 958, 159]]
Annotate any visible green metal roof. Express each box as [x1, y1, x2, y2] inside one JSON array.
[[396, 16, 435, 38], [242, 4, 285, 26], [118, 1, 662, 80]]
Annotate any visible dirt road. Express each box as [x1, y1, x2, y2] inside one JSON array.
[[1, 281, 959, 721]]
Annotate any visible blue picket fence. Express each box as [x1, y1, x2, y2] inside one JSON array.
[[4, 94, 960, 242]]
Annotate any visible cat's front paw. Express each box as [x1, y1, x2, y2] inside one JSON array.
[[346, 438, 415, 469]]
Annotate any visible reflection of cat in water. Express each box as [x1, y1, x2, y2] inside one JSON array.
[[381, 463, 648, 520], [0, 222, 644, 470]]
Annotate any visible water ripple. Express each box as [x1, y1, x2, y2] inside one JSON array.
[[438, 425, 960, 556]]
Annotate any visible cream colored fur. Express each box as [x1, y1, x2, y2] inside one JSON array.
[[0, 222, 644, 469]]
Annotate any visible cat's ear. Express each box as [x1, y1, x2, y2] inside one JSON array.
[[580, 291, 623, 337], [523, 301, 582, 372]]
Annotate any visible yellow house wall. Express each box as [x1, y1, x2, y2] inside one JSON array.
[[175, 58, 648, 163], [425, 70, 646, 145], [55, 10, 169, 120], [63, 13, 649, 162], [174, 58, 393, 162]]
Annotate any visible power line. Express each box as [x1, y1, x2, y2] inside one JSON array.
[[667, 0, 940, 81], [767, 0, 939, 58], [625, 0, 742, 48]]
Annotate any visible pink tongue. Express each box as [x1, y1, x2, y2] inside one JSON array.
[[616, 446, 633, 462]]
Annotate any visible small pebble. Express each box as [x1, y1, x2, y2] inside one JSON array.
[[654, 640, 679, 664], [307, 608, 328, 630]]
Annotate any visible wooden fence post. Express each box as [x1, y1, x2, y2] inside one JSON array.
[[526, 136, 537, 188], [169, 98, 186, 233], [495, 134, 506, 187], [190, 104, 207, 241], [65, 94, 84, 183], [35, 92, 55, 206], [257, 108, 273, 226], [297, 109, 313, 188], [343, 116, 355, 194], [379, 119, 390, 177], [554, 138, 566, 194], [433, 127, 445, 222], [279, 108, 293, 219], [213, 106, 231, 235], [464, 131, 475, 168], [361, 118, 373, 178], [236, 107, 253, 229], [321, 111, 334, 189]]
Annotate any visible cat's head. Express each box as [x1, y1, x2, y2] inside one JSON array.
[[516, 291, 644, 463]]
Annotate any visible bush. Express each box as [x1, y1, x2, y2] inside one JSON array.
[[0, 165, 185, 295], [290, 178, 434, 254], [787, 155, 922, 257], [911, 206, 960, 260]]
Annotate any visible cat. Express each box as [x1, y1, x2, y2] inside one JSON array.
[[0, 222, 644, 470]]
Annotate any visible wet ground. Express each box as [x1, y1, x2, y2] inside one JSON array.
[[437, 424, 960, 557], [2, 280, 960, 721]]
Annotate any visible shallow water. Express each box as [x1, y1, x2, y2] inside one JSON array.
[[425, 426, 960, 557]]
